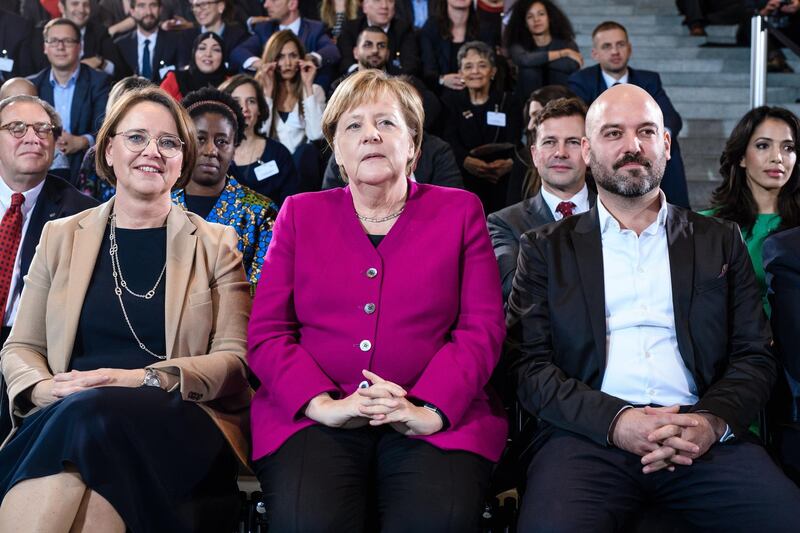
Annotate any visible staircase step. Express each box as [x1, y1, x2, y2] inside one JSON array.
[[666, 86, 797, 103], [678, 137, 728, 156]]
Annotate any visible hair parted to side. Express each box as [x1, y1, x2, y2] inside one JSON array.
[[457, 40, 496, 68], [95, 86, 197, 189], [591, 20, 629, 41], [43, 17, 81, 41], [0, 95, 63, 139], [529, 97, 587, 145], [322, 70, 424, 180]]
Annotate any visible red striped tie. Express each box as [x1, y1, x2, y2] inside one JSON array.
[[0, 193, 25, 324]]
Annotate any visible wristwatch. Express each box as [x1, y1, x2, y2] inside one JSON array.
[[141, 368, 162, 388], [422, 402, 450, 430]]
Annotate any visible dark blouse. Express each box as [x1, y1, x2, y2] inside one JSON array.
[[70, 226, 167, 371], [185, 193, 221, 219], [230, 137, 299, 206]]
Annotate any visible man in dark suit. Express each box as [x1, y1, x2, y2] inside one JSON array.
[[0, 8, 35, 82], [113, 0, 188, 82], [0, 94, 98, 435], [28, 18, 110, 184], [489, 97, 595, 301], [336, 0, 420, 76], [230, 0, 340, 88], [764, 226, 800, 485], [394, 0, 433, 29], [568, 21, 690, 209], [55, 0, 119, 77], [181, 0, 248, 62], [507, 83, 800, 530]]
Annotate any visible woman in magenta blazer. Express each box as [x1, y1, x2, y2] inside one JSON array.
[[247, 70, 507, 532]]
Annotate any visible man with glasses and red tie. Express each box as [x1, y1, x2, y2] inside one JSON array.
[[0, 94, 97, 436], [28, 18, 110, 184]]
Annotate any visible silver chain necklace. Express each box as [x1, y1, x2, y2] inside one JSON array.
[[355, 206, 405, 224], [109, 213, 167, 360]]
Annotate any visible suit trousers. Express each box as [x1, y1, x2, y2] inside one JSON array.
[[253, 424, 492, 533], [519, 428, 800, 532]]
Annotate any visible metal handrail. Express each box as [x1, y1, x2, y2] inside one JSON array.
[[750, 15, 767, 108]]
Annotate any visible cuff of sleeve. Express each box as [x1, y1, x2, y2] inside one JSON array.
[[243, 57, 258, 71], [607, 405, 634, 446], [719, 424, 735, 443], [310, 52, 322, 67], [83, 134, 95, 147]]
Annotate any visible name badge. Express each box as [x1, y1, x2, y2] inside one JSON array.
[[158, 64, 175, 79], [487, 111, 506, 127], [254, 160, 279, 181], [0, 57, 14, 72]]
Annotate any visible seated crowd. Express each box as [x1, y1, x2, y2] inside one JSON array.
[[0, 1, 799, 531]]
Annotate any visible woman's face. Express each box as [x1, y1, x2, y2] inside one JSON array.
[[740, 117, 796, 196], [195, 36, 223, 74], [526, 2, 550, 37], [191, 111, 235, 187], [277, 41, 300, 81], [459, 49, 495, 92], [333, 97, 416, 186], [105, 101, 184, 199], [231, 83, 259, 132]]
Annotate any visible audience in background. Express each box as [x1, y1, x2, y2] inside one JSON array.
[[488, 97, 593, 301], [395, 0, 434, 29], [29, 18, 110, 183], [675, 0, 748, 37], [442, 41, 521, 215], [181, 0, 248, 56], [504, 0, 582, 100], [702, 106, 800, 313], [175, 87, 278, 286], [0, 9, 35, 83], [58, 0, 118, 77], [319, 0, 360, 41], [161, 31, 229, 100], [220, 74, 299, 205], [746, 0, 800, 72]]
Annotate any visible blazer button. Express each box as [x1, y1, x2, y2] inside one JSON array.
[[366, 267, 378, 278], [359, 340, 372, 351], [364, 303, 376, 314]]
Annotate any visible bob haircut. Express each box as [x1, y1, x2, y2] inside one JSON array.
[[322, 69, 424, 180], [95, 86, 197, 190]]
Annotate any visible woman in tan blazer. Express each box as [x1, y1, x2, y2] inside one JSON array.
[[0, 87, 252, 533]]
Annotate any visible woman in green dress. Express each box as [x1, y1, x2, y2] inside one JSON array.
[[701, 106, 800, 314]]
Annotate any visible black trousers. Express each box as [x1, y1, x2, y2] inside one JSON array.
[[519, 429, 800, 532], [253, 425, 493, 533]]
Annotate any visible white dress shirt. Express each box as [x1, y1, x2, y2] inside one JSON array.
[[137, 29, 159, 75], [602, 69, 629, 89], [597, 192, 698, 406], [0, 178, 45, 327], [540, 183, 590, 221], [263, 84, 326, 154]]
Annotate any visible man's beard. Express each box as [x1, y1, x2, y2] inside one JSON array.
[[136, 15, 158, 32], [589, 151, 666, 198], [358, 56, 387, 71]]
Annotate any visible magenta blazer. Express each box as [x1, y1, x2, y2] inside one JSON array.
[[248, 180, 508, 461]]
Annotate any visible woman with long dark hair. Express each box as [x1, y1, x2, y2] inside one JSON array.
[[160, 32, 229, 101], [702, 106, 800, 313], [503, 0, 582, 98]]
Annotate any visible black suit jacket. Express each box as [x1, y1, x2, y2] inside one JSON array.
[[336, 15, 419, 76], [0, 8, 34, 80], [82, 21, 118, 65], [506, 203, 777, 447], [113, 29, 189, 82], [764, 226, 800, 384], [488, 189, 596, 301]]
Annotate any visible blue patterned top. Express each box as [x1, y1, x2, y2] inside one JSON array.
[[173, 176, 279, 286]]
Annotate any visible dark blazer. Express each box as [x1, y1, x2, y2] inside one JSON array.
[[0, 8, 35, 80], [82, 21, 118, 65], [567, 65, 690, 208], [394, 0, 435, 28], [179, 23, 249, 63], [336, 15, 419, 76], [488, 189, 596, 301], [506, 204, 777, 447], [29, 64, 111, 182], [113, 28, 189, 82], [321, 132, 463, 190], [764, 226, 800, 384]]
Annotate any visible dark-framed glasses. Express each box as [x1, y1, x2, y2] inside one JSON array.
[[44, 37, 81, 48], [0, 121, 60, 139], [112, 129, 184, 158]]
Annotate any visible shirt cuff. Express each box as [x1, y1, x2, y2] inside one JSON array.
[[102, 59, 115, 76], [719, 424, 735, 443], [243, 56, 258, 71], [310, 52, 322, 67], [82, 134, 95, 147], [607, 404, 634, 445]]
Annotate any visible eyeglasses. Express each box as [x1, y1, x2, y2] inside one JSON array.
[[191, 0, 221, 10], [0, 121, 59, 139], [44, 37, 81, 48], [113, 129, 184, 158]]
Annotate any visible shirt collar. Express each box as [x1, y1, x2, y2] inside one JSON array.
[[137, 29, 158, 44], [540, 182, 589, 218], [601, 68, 629, 89], [279, 17, 302, 35], [366, 17, 391, 32], [48, 66, 80, 88], [201, 22, 225, 36], [598, 190, 668, 235], [0, 176, 46, 216]]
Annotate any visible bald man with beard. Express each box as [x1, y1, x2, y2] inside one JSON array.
[[506, 84, 800, 532]]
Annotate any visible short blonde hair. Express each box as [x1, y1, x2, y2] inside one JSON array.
[[95, 86, 197, 189], [322, 70, 424, 179]]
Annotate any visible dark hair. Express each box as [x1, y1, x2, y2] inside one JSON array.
[[523, 84, 577, 127], [503, 0, 574, 50], [43, 17, 81, 41], [591, 20, 629, 41], [129, 0, 160, 9], [218, 74, 270, 139], [182, 87, 246, 147], [709, 106, 800, 233], [434, 0, 479, 41], [357, 25, 389, 46]]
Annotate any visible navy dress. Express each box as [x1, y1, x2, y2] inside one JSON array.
[[0, 227, 238, 533], [230, 137, 299, 206]]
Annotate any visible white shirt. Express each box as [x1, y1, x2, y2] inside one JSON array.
[[243, 17, 314, 71], [263, 84, 326, 154], [0, 178, 45, 327], [597, 192, 698, 406], [601, 69, 629, 89], [137, 29, 159, 74], [279, 17, 302, 35], [540, 183, 590, 221]]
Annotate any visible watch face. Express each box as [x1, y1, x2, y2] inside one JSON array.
[[144, 371, 161, 387]]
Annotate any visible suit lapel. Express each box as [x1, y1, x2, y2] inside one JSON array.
[[20, 177, 63, 279], [165, 205, 197, 356], [571, 207, 607, 369], [529, 192, 555, 226], [666, 205, 697, 378], [596, 65, 608, 96], [122, 34, 138, 74], [39, 71, 54, 106]]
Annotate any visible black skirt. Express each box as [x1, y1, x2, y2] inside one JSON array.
[[0, 386, 239, 533]]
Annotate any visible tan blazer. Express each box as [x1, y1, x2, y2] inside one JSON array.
[[0, 199, 253, 465]]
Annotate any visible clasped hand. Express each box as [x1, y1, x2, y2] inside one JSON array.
[[303, 370, 443, 436], [612, 405, 723, 474], [30, 368, 146, 407]]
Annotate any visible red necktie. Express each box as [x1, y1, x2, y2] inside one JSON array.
[[0, 193, 25, 324], [556, 201, 576, 218]]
